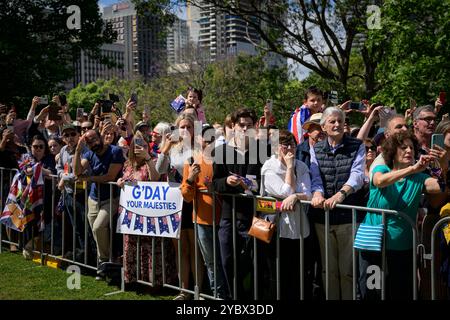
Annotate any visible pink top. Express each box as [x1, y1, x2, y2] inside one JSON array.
[[196, 105, 207, 124]]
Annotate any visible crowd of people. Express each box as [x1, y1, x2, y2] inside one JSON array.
[[0, 86, 449, 300]]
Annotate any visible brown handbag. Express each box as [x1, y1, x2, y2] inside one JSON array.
[[247, 215, 276, 244]]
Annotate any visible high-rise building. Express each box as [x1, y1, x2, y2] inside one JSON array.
[[71, 43, 126, 86], [167, 17, 189, 65], [187, 1, 286, 67], [102, 1, 167, 79]]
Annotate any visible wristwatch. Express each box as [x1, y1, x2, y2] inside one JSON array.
[[339, 189, 347, 199]]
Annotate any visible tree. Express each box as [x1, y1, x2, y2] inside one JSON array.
[[0, 0, 117, 106], [67, 54, 293, 127], [367, 0, 450, 110], [133, 0, 384, 97]]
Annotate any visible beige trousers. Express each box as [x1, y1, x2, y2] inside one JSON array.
[[88, 197, 119, 263], [315, 223, 356, 300]]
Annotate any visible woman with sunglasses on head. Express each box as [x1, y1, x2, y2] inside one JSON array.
[[156, 113, 205, 300]]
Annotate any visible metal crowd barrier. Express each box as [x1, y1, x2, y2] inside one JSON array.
[[431, 216, 450, 300], [0, 165, 440, 301]]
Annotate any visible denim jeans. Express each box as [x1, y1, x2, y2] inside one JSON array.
[[197, 224, 229, 299]]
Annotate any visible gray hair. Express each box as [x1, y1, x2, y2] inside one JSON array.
[[153, 121, 171, 136], [413, 105, 434, 120], [320, 107, 345, 126]]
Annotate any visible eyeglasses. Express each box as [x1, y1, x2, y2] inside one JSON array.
[[63, 132, 78, 138], [151, 131, 161, 136], [32, 145, 45, 150], [418, 117, 436, 124], [365, 145, 376, 152], [81, 127, 92, 131]]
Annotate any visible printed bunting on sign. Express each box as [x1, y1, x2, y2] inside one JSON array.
[[116, 181, 183, 239]]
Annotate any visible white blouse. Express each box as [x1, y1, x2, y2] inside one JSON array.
[[261, 155, 312, 239]]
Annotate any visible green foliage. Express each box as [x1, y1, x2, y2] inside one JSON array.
[[0, 0, 117, 105], [67, 54, 297, 128], [367, 0, 450, 111]]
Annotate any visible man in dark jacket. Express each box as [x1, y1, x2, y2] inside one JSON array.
[[213, 108, 270, 299]]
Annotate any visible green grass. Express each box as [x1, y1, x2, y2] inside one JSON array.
[[0, 251, 176, 300]]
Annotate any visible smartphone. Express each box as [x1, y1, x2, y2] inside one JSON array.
[[266, 99, 273, 112], [188, 157, 194, 165], [350, 102, 361, 110], [48, 101, 62, 121], [440, 91, 446, 105], [59, 94, 67, 106], [130, 93, 138, 104], [432, 133, 445, 149], [76, 108, 84, 120], [101, 100, 113, 113], [38, 96, 48, 105], [109, 93, 120, 103], [134, 137, 145, 147]]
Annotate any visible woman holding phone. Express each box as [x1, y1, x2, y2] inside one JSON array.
[[116, 132, 177, 287]]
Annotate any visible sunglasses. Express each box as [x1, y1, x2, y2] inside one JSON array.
[[63, 131, 78, 138], [365, 145, 376, 152], [32, 145, 45, 150]]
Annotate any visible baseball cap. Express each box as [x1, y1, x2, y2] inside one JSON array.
[[61, 123, 77, 133]]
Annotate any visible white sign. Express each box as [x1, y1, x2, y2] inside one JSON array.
[[116, 182, 183, 238]]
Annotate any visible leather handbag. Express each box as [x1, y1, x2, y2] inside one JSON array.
[[248, 215, 276, 244]]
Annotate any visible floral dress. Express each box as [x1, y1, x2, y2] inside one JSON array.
[[122, 162, 177, 286]]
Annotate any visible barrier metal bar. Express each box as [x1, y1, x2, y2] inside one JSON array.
[[72, 186, 76, 262], [84, 182, 88, 265], [109, 184, 113, 262], [50, 178, 56, 256], [299, 203, 305, 300], [193, 195, 199, 300], [431, 216, 450, 300], [325, 208, 329, 300], [352, 208, 357, 300], [212, 192, 217, 299], [276, 213, 280, 300], [253, 197, 258, 300], [0, 168, 3, 253], [232, 195, 237, 300], [381, 212, 386, 300]]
